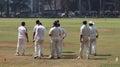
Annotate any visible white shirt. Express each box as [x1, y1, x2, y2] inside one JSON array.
[[80, 25, 90, 40], [49, 27, 61, 40], [34, 25, 46, 40], [89, 26, 98, 39], [18, 26, 27, 39], [58, 27, 67, 39], [33, 25, 38, 32]]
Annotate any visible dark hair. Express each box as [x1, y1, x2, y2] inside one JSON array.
[[89, 23, 93, 26], [56, 20, 59, 23], [21, 22, 25, 26], [57, 23, 60, 26], [53, 21, 58, 27], [36, 20, 40, 24], [82, 21, 87, 25], [38, 22, 42, 25]]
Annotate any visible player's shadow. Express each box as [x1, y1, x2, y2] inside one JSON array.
[[62, 54, 77, 59], [62, 51, 77, 59], [89, 57, 107, 60], [24, 54, 33, 56], [89, 54, 112, 60], [62, 51, 75, 53], [95, 54, 111, 56]]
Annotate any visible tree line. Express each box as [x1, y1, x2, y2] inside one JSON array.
[[0, 0, 120, 18]]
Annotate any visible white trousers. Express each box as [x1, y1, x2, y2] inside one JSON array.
[[50, 38, 61, 57], [80, 40, 90, 58], [16, 38, 26, 54], [59, 39, 63, 55], [90, 38, 96, 54], [34, 40, 44, 57]]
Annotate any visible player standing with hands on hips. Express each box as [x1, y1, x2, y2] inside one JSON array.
[[78, 21, 90, 59], [49, 21, 62, 59], [57, 23, 67, 55], [16, 22, 29, 56], [55, 20, 67, 56], [89, 21, 99, 56]]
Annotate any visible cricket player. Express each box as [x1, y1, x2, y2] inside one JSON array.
[[89, 21, 99, 56], [33, 20, 40, 40], [48, 21, 62, 59], [34, 22, 46, 59], [58, 23, 67, 55], [78, 21, 90, 59], [16, 22, 29, 56]]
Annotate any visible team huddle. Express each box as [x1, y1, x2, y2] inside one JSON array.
[[15, 20, 98, 60]]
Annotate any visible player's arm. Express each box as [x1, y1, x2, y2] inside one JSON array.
[[25, 32, 29, 42], [80, 27, 83, 42], [49, 28, 52, 36], [33, 32, 35, 39], [63, 29, 67, 39], [25, 28, 29, 42], [96, 28, 99, 38], [49, 33, 52, 36], [80, 35, 83, 42]]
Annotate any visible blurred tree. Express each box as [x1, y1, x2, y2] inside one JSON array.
[[0, 0, 5, 16], [10, 0, 30, 16], [114, 0, 120, 10]]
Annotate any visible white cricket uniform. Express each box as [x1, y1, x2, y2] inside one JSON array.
[[49, 27, 61, 57], [33, 25, 38, 33], [34, 25, 46, 57], [16, 26, 27, 54], [80, 25, 90, 58], [58, 27, 67, 55], [89, 26, 98, 54]]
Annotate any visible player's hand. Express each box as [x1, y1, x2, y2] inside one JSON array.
[[80, 39, 83, 42], [27, 39, 29, 42], [96, 35, 99, 38], [33, 40, 35, 42]]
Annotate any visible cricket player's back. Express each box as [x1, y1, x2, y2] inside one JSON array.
[[80, 25, 90, 40], [49, 27, 61, 39], [18, 26, 26, 39]]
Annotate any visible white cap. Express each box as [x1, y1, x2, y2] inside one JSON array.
[[89, 21, 94, 25]]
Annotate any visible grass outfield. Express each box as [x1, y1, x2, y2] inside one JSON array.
[[0, 18, 120, 67]]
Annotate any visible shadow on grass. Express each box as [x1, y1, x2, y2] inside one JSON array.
[[96, 54, 112, 56], [62, 54, 77, 59], [89, 54, 112, 60], [62, 51, 75, 53], [89, 57, 108, 60], [62, 51, 77, 59], [24, 54, 33, 56]]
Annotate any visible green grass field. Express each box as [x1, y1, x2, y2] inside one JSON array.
[[0, 18, 120, 67]]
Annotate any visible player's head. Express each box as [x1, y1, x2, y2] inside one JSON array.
[[82, 20, 87, 25], [57, 23, 60, 27], [89, 21, 94, 26], [21, 22, 25, 26], [54, 19, 59, 25], [55, 20, 59, 23], [53, 21, 58, 27], [36, 20, 40, 24], [38, 22, 42, 25]]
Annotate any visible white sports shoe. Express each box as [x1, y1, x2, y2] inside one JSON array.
[[15, 52, 20, 56], [77, 56, 83, 59]]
